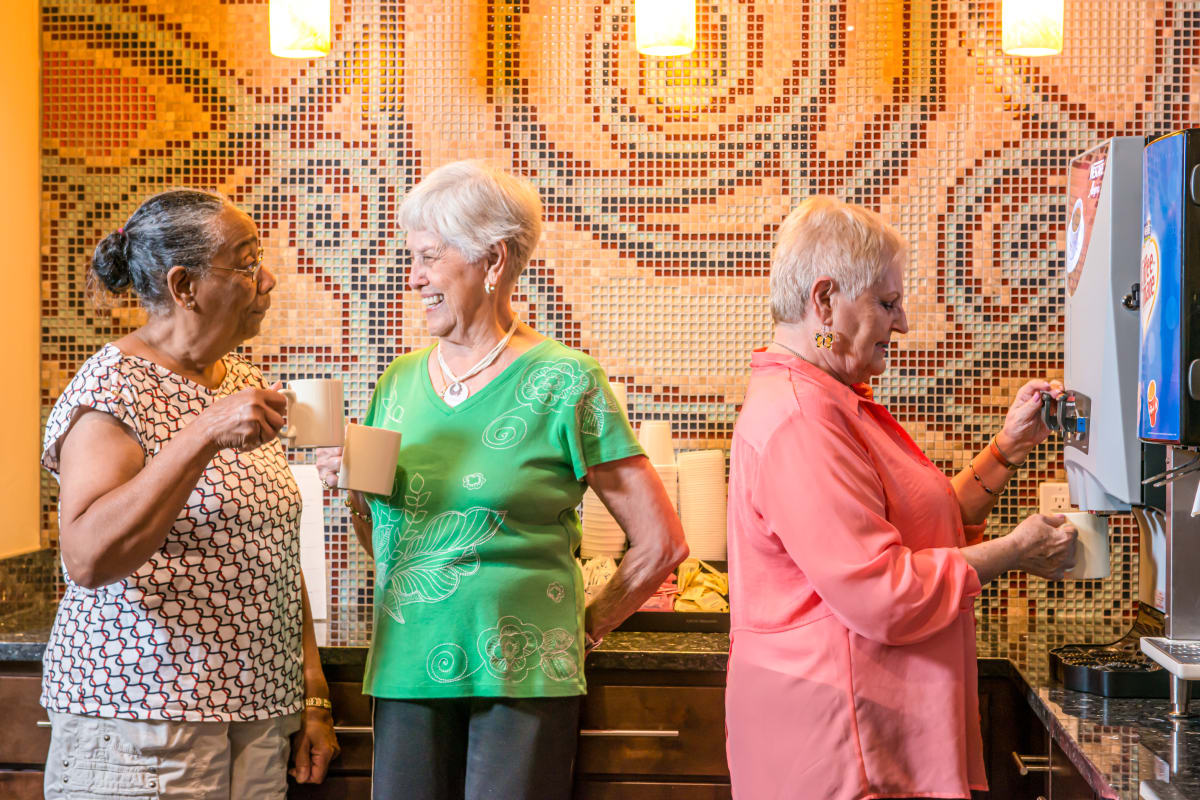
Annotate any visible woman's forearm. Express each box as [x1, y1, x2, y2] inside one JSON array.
[[584, 456, 690, 640], [585, 530, 686, 641], [951, 433, 1025, 525], [299, 572, 330, 698], [347, 491, 374, 557], [59, 416, 219, 588], [960, 531, 1025, 585]]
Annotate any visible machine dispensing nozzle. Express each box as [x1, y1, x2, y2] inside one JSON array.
[[1040, 390, 1090, 450]]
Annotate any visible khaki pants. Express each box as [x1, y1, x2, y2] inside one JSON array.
[[43, 710, 302, 800]]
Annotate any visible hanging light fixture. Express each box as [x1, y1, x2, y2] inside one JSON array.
[[1002, 0, 1064, 57], [270, 0, 331, 59], [635, 0, 696, 58]]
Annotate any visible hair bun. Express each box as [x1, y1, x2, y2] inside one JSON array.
[[90, 230, 134, 293]]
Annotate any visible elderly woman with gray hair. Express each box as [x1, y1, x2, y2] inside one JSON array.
[[40, 189, 337, 799], [315, 160, 688, 800], [725, 196, 1079, 800]]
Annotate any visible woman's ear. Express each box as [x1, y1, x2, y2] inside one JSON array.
[[485, 241, 509, 288], [810, 276, 837, 326], [165, 265, 196, 312]]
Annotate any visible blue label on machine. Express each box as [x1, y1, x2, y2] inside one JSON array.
[[1139, 134, 1185, 441]]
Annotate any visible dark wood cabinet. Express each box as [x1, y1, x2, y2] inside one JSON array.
[[977, 674, 1049, 800], [574, 781, 732, 799], [0, 663, 50, 800], [574, 669, 730, 797], [0, 770, 46, 800], [0, 658, 1107, 800], [1047, 736, 1098, 800]]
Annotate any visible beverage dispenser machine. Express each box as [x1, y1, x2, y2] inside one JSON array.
[[1047, 136, 1170, 698], [1138, 129, 1200, 717]]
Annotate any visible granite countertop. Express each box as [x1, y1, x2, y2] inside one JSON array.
[[4, 603, 1198, 799]]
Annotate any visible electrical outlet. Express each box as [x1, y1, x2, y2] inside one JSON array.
[[1039, 481, 1073, 515]]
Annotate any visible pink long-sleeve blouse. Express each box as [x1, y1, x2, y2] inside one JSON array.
[[725, 349, 987, 800]]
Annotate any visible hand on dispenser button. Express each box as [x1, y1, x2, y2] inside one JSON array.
[[999, 378, 1066, 461], [1013, 513, 1079, 580]]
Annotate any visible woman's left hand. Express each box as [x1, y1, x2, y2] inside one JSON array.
[[289, 706, 340, 784], [999, 378, 1065, 461]]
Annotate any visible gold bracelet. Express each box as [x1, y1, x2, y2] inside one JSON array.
[[969, 462, 1003, 496], [304, 697, 332, 711], [342, 495, 371, 523]]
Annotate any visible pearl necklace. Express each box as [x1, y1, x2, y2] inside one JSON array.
[[436, 319, 520, 407]]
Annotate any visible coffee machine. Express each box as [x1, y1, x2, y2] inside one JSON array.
[[1136, 129, 1200, 718], [1046, 136, 1171, 698]]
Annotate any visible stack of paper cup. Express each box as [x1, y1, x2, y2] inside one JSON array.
[[678, 449, 728, 560], [580, 487, 626, 558], [638, 420, 674, 465], [609, 381, 628, 417]]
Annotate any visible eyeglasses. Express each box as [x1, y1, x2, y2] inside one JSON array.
[[211, 247, 264, 281]]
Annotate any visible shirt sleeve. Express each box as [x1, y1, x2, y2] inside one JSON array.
[[754, 405, 982, 647], [560, 360, 644, 480], [41, 355, 144, 479]]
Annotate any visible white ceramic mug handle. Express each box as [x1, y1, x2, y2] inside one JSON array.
[[278, 387, 298, 443]]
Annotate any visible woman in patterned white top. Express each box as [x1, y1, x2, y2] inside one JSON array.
[[40, 189, 338, 799]]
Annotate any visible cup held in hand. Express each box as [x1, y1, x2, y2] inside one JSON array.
[[278, 379, 345, 448], [1061, 511, 1110, 580], [338, 423, 403, 496]]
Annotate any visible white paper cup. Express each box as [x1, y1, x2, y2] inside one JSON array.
[[279, 379, 345, 448], [1062, 511, 1110, 580], [638, 420, 675, 465], [337, 423, 402, 496]]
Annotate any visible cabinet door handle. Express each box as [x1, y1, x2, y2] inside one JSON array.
[[332, 725, 373, 734], [36, 720, 51, 729], [1012, 751, 1051, 775], [579, 729, 680, 738]]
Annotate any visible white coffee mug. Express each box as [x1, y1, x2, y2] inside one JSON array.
[[279, 379, 345, 448], [1062, 511, 1110, 580], [338, 423, 403, 496]]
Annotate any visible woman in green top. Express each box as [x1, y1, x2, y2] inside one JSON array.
[[316, 160, 689, 800]]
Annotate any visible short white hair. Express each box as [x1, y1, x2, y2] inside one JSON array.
[[769, 196, 907, 324], [399, 160, 543, 282]]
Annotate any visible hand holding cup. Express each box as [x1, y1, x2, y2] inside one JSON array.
[[315, 446, 344, 490], [1014, 513, 1079, 580], [199, 381, 288, 453]]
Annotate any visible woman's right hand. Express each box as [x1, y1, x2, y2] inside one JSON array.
[[198, 383, 288, 453], [315, 447, 343, 489], [1012, 513, 1078, 579]]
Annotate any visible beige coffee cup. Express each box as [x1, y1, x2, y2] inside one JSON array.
[[337, 423, 402, 496], [1062, 511, 1110, 580], [279, 379, 345, 448]]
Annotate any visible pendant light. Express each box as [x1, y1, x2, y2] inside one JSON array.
[[1002, 0, 1064, 57], [635, 0, 696, 58], [270, 0, 331, 59]]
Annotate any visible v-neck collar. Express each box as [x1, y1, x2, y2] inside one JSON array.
[[420, 339, 555, 415]]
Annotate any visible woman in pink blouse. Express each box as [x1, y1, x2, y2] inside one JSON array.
[[726, 196, 1078, 800]]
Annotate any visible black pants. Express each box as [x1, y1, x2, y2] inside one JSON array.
[[371, 696, 582, 800]]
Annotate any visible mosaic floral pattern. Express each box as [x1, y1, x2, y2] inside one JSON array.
[[36, 0, 1200, 643]]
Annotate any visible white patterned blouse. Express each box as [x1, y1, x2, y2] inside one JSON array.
[[40, 344, 304, 722]]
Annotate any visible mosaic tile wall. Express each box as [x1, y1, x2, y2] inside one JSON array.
[[36, 0, 1198, 644]]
